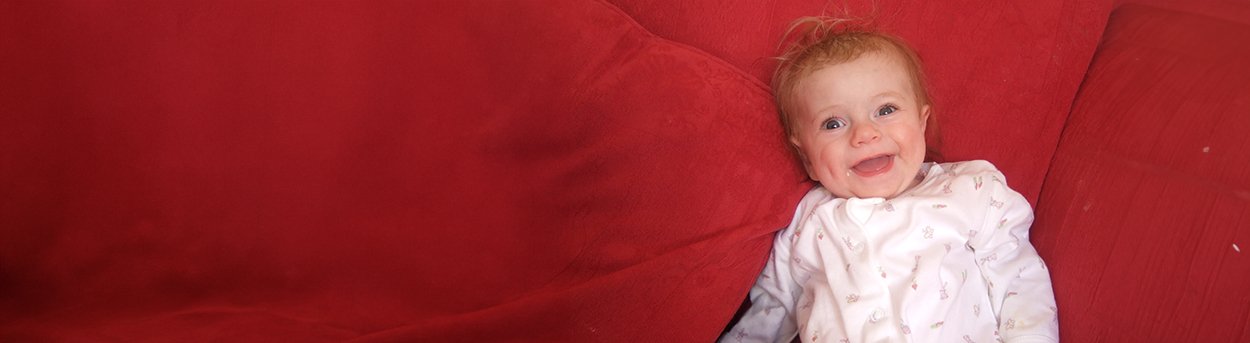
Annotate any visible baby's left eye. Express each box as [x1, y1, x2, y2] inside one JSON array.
[[876, 105, 898, 117]]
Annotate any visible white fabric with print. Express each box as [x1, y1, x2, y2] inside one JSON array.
[[724, 160, 1058, 343]]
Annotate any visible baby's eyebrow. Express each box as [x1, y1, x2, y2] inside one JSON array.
[[806, 111, 832, 126], [872, 91, 906, 101], [809, 103, 845, 121]]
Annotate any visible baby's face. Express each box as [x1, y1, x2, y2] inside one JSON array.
[[789, 51, 930, 199]]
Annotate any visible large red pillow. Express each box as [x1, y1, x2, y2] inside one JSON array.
[[1, 0, 808, 341], [1032, 4, 1250, 341], [609, 0, 1115, 204]]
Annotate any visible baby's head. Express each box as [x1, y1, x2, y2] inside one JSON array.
[[774, 17, 933, 199]]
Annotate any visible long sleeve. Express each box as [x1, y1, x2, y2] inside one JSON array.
[[969, 171, 1059, 343], [721, 229, 802, 343]]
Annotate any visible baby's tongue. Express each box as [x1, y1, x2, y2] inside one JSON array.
[[853, 155, 891, 173]]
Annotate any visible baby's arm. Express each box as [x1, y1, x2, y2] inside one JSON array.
[[971, 171, 1059, 343], [720, 230, 802, 343]]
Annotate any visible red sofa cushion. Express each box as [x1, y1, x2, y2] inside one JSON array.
[[1121, 0, 1250, 25], [1, 0, 808, 341], [608, 0, 1114, 205], [1032, 4, 1250, 341]]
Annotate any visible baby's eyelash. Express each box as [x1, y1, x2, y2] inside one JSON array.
[[877, 104, 899, 116], [821, 117, 845, 130]]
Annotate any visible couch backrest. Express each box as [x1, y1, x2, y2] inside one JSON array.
[[610, 0, 1116, 204], [0, 0, 810, 341], [1033, 3, 1250, 341]]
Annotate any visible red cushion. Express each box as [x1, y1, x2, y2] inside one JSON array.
[[0, 0, 808, 341], [1121, 0, 1250, 25], [608, 0, 1114, 204], [1032, 4, 1250, 341]]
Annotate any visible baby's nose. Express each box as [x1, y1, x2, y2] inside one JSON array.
[[852, 123, 881, 146]]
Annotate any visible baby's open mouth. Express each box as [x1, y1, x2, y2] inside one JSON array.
[[851, 154, 894, 177]]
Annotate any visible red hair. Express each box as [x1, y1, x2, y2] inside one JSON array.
[[772, 17, 942, 161]]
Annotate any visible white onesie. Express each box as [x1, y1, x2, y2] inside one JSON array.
[[724, 160, 1058, 343]]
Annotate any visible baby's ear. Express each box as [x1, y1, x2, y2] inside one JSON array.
[[919, 104, 931, 131]]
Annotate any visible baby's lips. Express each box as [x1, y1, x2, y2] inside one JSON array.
[[852, 155, 893, 176]]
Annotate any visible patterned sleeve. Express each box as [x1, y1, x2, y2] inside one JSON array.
[[720, 228, 802, 343], [969, 168, 1060, 343]]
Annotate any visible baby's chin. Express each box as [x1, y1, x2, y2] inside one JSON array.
[[823, 180, 912, 200], [838, 163, 927, 199]]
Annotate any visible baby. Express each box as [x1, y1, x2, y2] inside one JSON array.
[[723, 18, 1058, 343]]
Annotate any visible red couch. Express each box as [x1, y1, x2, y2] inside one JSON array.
[[2, 0, 1248, 342]]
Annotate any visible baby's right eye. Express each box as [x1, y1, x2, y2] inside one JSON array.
[[821, 118, 845, 130]]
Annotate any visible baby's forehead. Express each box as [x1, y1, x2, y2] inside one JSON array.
[[805, 52, 914, 84], [791, 58, 920, 112], [829, 48, 910, 73], [813, 49, 919, 83]]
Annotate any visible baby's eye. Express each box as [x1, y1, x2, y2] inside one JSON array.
[[821, 118, 845, 130], [876, 104, 898, 117]]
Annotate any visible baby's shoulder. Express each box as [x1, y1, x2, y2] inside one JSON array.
[[935, 159, 1010, 186], [937, 160, 1002, 177], [782, 186, 840, 229], [799, 185, 834, 204], [925, 160, 1014, 196], [930, 160, 1029, 205], [794, 186, 836, 214]]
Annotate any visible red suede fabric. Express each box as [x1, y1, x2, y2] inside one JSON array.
[[1, 0, 808, 341], [609, 0, 1115, 205], [1120, 0, 1250, 25], [1032, 4, 1250, 341], [7, 0, 1249, 341]]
